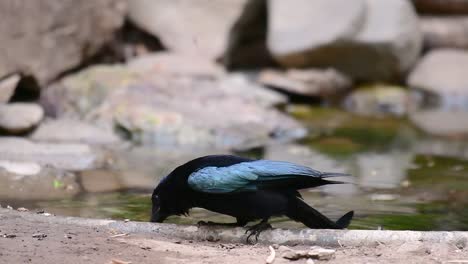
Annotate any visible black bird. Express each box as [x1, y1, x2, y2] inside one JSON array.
[[151, 155, 354, 243]]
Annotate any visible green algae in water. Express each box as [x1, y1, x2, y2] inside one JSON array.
[[289, 105, 416, 158], [408, 155, 468, 191]]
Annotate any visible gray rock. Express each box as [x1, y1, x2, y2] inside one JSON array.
[[421, 16, 468, 50], [343, 84, 409, 117], [267, 0, 422, 81], [128, 0, 248, 60], [410, 110, 468, 137], [0, 103, 44, 134], [258, 68, 351, 97], [127, 52, 225, 77], [0, 74, 20, 103], [0, 137, 105, 171], [0, 160, 79, 200], [0, 0, 126, 84], [408, 49, 468, 136], [31, 119, 120, 145], [94, 75, 302, 150], [44, 64, 303, 150], [41, 65, 139, 118], [408, 49, 468, 95]]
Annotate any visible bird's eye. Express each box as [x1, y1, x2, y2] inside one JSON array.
[[152, 195, 160, 206]]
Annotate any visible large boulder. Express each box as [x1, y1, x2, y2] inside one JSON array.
[[267, 0, 422, 81], [407, 49, 468, 137], [0, 0, 126, 84], [128, 0, 248, 60], [42, 56, 306, 150]]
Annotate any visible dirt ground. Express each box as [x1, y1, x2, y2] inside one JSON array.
[[1, 210, 467, 264]]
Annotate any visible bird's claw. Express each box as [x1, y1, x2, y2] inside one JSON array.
[[245, 222, 272, 244]]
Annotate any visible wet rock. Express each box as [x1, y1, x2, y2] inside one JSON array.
[[31, 119, 120, 145], [0, 103, 44, 134], [356, 152, 413, 188], [268, 0, 422, 81], [414, 138, 468, 160], [0, 74, 20, 103], [127, 52, 225, 78], [408, 49, 468, 96], [0, 0, 126, 84], [258, 68, 351, 97], [407, 49, 468, 136], [410, 110, 468, 137], [0, 160, 80, 200], [128, 0, 249, 60], [343, 84, 409, 117], [0, 137, 105, 170], [412, 0, 468, 14], [421, 16, 468, 50], [45, 64, 304, 150]]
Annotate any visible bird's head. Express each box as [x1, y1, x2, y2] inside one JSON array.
[[150, 158, 205, 223], [150, 185, 170, 223]]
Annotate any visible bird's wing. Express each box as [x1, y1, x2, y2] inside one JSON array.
[[187, 160, 349, 193]]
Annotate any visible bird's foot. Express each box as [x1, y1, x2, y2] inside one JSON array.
[[245, 221, 272, 244]]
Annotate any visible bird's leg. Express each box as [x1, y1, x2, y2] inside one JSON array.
[[245, 218, 272, 244]]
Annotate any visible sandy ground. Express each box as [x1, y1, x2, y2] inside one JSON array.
[[1, 210, 467, 264]]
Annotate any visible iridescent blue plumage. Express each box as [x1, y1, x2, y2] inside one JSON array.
[[187, 160, 347, 193], [151, 155, 354, 240]]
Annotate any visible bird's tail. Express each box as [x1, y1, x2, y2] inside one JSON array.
[[286, 197, 353, 229]]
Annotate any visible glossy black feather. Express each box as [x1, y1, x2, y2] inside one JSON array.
[[151, 155, 354, 230]]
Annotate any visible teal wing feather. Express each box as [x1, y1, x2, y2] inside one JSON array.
[[187, 160, 348, 193]]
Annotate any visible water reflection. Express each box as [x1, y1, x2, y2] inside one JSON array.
[[3, 107, 468, 231]]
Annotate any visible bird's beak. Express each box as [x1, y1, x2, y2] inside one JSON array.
[[150, 208, 168, 223]]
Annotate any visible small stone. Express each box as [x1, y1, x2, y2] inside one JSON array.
[[32, 233, 47, 240], [282, 250, 309, 260], [308, 246, 336, 260], [3, 234, 16, 238], [306, 259, 315, 264], [272, 244, 280, 249], [6, 205, 12, 210], [17, 207, 28, 212], [278, 245, 292, 252]]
